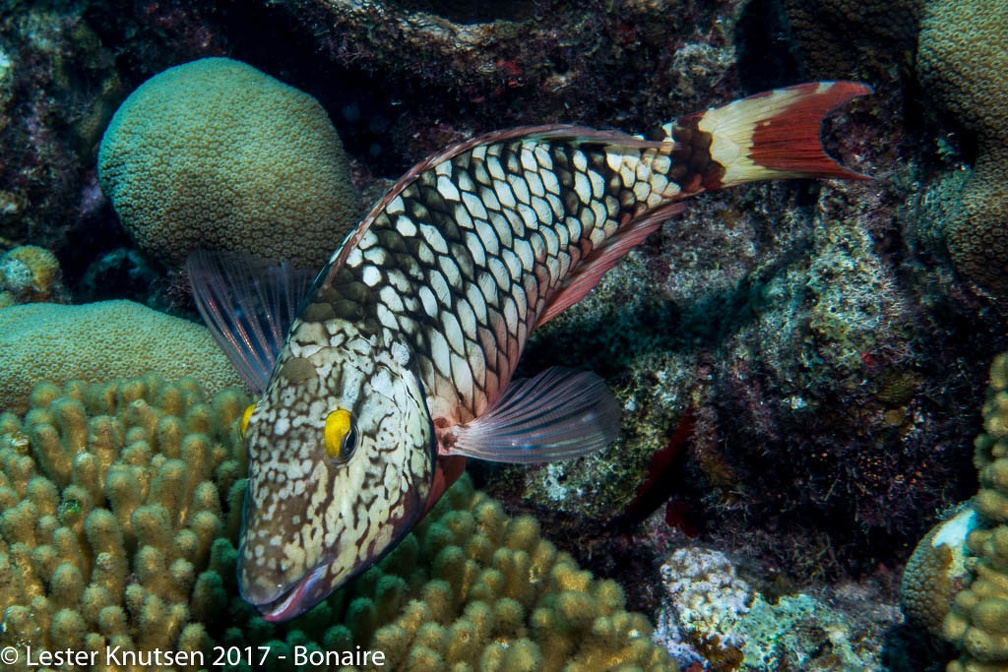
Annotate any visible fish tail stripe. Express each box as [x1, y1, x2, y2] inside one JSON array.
[[671, 81, 873, 189]]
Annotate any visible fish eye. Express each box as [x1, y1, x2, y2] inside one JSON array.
[[240, 404, 255, 436], [324, 408, 358, 461]]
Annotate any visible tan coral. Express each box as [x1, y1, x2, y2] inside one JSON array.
[[97, 57, 360, 269], [935, 354, 1008, 670], [916, 0, 1008, 298], [1, 375, 674, 669], [0, 374, 248, 672], [0, 244, 66, 305], [901, 505, 980, 639]]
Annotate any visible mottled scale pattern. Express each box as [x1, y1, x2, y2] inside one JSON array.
[[242, 320, 433, 603], [238, 125, 716, 611], [219, 81, 871, 619], [313, 130, 694, 423]]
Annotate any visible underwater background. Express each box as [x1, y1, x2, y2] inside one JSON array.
[[0, 0, 1006, 670]]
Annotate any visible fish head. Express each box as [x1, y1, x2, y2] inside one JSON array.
[[236, 322, 435, 621]]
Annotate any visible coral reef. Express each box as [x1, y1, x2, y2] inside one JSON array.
[[5, 1, 1008, 670], [776, 0, 920, 80], [0, 374, 249, 672], [916, 0, 1008, 299], [276, 0, 739, 161], [769, 0, 1008, 301], [938, 353, 1008, 670], [98, 57, 360, 269], [901, 505, 980, 640], [0, 374, 673, 671], [0, 3, 124, 252], [0, 301, 244, 414], [0, 244, 67, 306], [654, 545, 895, 670]]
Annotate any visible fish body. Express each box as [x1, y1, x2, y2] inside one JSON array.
[[189, 82, 871, 621]]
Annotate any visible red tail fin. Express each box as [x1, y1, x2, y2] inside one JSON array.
[[680, 81, 872, 188]]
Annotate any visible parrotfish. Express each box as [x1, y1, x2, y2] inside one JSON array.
[[188, 81, 871, 621]]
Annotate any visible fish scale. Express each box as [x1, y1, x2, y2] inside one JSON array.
[[317, 132, 682, 424], [187, 81, 872, 621]]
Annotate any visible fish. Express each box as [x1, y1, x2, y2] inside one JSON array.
[[187, 81, 871, 622]]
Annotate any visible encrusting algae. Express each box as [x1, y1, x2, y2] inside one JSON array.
[[0, 374, 675, 671]]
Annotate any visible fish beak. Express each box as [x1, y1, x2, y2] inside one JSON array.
[[241, 561, 331, 622]]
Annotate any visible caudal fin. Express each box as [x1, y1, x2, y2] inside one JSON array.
[[672, 81, 872, 189]]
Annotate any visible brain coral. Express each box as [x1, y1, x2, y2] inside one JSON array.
[[0, 374, 248, 672], [0, 301, 244, 414], [916, 0, 1008, 298], [900, 505, 979, 640], [97, 57, 360, 269]]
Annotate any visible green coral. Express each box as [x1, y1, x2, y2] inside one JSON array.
[[97, 57, 360, 269], [0, 301, 245, 414], [916, 0, 1008, 298]]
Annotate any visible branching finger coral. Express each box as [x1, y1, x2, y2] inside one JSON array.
[[904, 354, 1008, 671], [205, 474, 676, 671], [0, 373, 249, 672], [941, 354, 1008, 670], [0, 374, 675, 671]]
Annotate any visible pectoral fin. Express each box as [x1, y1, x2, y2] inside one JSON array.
[[444, 367, 621, 463]]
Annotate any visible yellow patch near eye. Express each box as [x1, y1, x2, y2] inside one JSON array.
[[324, 409, 353, 460], [240, 404, 255, 436]]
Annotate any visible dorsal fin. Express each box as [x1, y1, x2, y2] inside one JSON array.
[[330, 124, 672, 272], [186, 251, 314, 393]]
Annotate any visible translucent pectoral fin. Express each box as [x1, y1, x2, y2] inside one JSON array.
[[446, 367, 621, 463], [185, 251, 314, 393]]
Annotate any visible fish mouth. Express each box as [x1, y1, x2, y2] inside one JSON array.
[[243, 562, 331, 623]]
